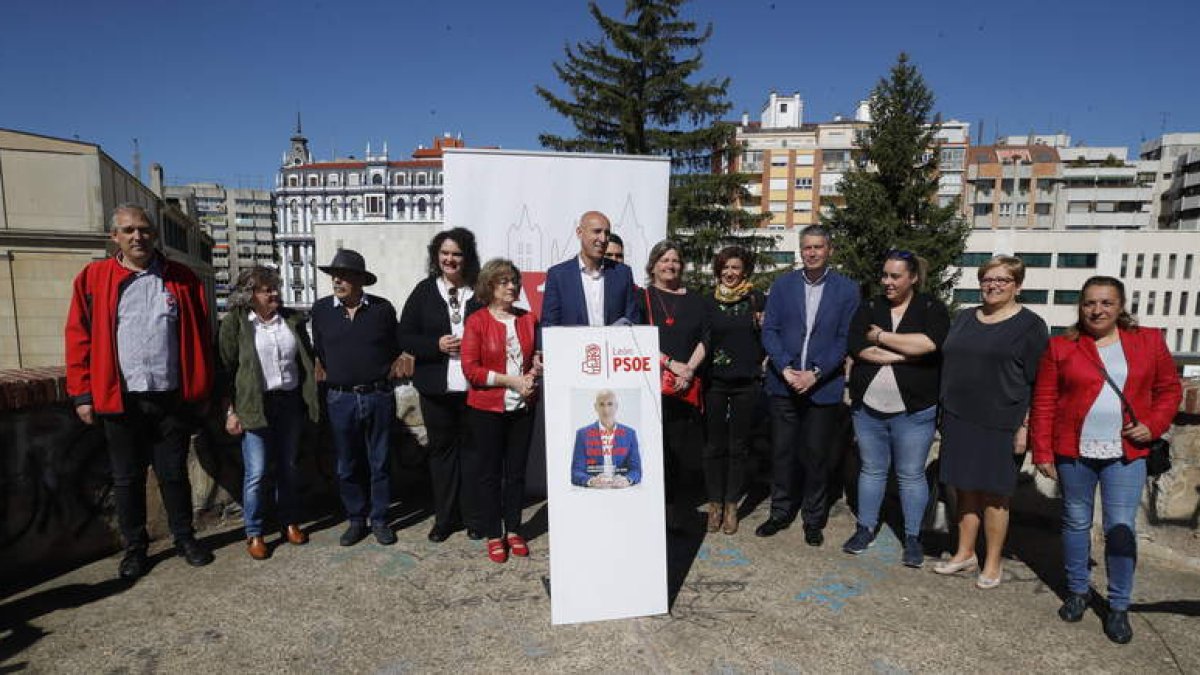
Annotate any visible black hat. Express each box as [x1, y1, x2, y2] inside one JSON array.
[[318, 248, 377, 286]]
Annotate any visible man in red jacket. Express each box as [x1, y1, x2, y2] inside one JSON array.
[[65, 204, 215, 580]]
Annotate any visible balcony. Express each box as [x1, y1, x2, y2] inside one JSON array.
[[1063, 212, 1150, 229], [1181, 195, 1200, 212], [1185, 173, 1200, 189]]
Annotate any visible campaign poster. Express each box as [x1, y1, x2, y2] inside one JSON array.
[[543, 325, 667, 625]]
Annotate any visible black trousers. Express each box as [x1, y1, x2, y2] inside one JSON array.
[[702, 378, 758, 503], [418, 391, 472, 530], [102, 391, 196, 549], [768, 396, 841, 530], [465, 406, 533, 539], [663, 396, 704, 506]]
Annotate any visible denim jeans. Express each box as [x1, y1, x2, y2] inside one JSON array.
[[1057, 456, 1146, 611], [326, 388, 395, 525], [241, 390, 305, 537], [851, 404, 937, 538]]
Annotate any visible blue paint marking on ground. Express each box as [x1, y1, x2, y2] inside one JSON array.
[[696, 544, 751, 568], [793, 530, 902, 613]]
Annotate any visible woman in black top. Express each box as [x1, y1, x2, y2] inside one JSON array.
[[702, 246, 764, 535], [637, 240, 709, 528], [841, 251, 949, 568], [398, 227, 483, 542], [935, 255, 1048, 588]]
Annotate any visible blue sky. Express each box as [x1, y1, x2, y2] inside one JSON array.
[[2, 0, 1196, 188]]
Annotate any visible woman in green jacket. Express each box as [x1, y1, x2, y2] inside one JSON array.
[[219, 266, 320, 560]]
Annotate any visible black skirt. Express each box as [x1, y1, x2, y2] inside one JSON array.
[[938, 410, 1023, 496]]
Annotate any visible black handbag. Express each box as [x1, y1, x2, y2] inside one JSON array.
[[1093, 361, 1171, 476]]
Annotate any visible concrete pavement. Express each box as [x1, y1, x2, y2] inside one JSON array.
[[2, 500, 1198, 673]]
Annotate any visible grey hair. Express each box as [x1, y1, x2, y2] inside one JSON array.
[[110, 202, 157, 231], [798, 224, 831, 245], [227, 266, 283, 311]]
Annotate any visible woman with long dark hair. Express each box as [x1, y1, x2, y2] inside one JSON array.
[[1030, 276, 1181, 643], [398, 227, 483, 542]]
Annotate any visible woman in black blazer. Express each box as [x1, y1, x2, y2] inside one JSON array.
[[399, 227, 483, 542]]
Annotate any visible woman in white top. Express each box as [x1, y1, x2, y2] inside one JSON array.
[[1030, 276, 1181, 644], [399, 228, 483, 543], [219, 266, 320, 560]]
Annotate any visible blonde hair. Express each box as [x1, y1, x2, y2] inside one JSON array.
[[475, 258, 521, 305], [977, 255, 1026, 286]]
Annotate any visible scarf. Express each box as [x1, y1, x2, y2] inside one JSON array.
[[714, 280, 753, 304]]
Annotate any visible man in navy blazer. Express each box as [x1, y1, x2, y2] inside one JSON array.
[[541, 211, 640, 327], [757, 225, 860, 545]]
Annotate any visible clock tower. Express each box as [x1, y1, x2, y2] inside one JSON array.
[[286, 112, 310, 167]]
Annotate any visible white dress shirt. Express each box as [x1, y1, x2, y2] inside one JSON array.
[[250, 311, 300, 391], [436, 276, 474, 392], [578, 255, 606, 327]]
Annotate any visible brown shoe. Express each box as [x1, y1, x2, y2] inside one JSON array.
[[706, 502, 723, 533], [247, 536, 269, 560], [722, 502, 739, 535], [284, 524, 308, 545]]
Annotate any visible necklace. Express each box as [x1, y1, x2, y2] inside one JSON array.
[[654, 287, 679, 326]]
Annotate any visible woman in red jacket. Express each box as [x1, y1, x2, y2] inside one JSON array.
[[460, 258, 541, 563], [1030, 276, 1181, 644]]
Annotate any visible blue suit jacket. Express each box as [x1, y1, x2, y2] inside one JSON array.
[[541, 256, 641, 327], [761, 268, 860, 404], [570, 422, 642, 486]]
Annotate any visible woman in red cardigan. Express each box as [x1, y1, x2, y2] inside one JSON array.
[[1030, 276, 1181, 644], [460, 258, 541, 563]]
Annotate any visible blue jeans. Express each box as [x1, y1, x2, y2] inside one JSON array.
[[1057, 456, 1145, 610], [326, 388, 395, 525], [241, 390, 305, 537], [852, 404, 937, 538]]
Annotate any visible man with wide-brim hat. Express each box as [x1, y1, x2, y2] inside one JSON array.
[[311, 248, 401, 546]]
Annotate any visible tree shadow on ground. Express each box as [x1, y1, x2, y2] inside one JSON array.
[[0, 577, 132, 667]]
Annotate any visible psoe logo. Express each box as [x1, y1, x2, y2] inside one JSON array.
[[581, 343, 602, 375]]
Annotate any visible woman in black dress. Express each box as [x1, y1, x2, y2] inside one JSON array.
[[398, 227, 483, 542], [936, 256, 1048, 588], [702, 246, 764, 534], [638, 239, 709, 528]]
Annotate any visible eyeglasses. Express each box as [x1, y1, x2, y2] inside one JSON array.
[[980, 277, 1016, 287], [448, 286, 461, 324]]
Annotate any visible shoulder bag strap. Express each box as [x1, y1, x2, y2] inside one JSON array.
[[643, 287, 655, 326], [1089, 352, 1140, 427]]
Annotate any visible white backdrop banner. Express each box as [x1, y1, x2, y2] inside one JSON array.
[[443, 148, 669, 317], [542, 325, 667, 625]]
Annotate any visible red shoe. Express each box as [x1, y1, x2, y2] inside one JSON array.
[[486, 538, 508, 563], [506, 534, 529, 557]]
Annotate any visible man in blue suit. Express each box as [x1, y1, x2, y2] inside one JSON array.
[[541, 211, 640, 327], [570, 390, 641, 488], [757, 225, 860, 545]]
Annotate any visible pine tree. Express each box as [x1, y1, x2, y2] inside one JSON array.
[[823, 53, 970, 300], [536, 0, 770, 290]]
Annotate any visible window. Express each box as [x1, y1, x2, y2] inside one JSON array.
[[794, 177, 813, 190], [1192, 329, 1199, 353], [770, 154, 789, 167], [288, 176, 298, 187], [999, 203, 1012, 216], [396, 199, 406, 218], [1176, 329, 1184, 352], [1196, 293, 1200, 316], [1016, 202, 1028, 216], [328, 174, 340, 186], [1068, 201, 1090, 213], [769, 178, 789, 191], [1151, 254, 1160, 279], [417, 173, 428, 186], [1017, 252, 1052, 268], [795, 154, 814, 166], [1185, 254, 1194, 279], [1131, 291, 1140, 315], [1054, 290, 1081, 305], [957, 252, 992, 266], [769, 201, 788, 214], [1058, 253, 1097, 269], [792, 200, 812, 213], [1120, 254, 1128, 277], [367, 196, 383, 215], [308, 200, 318, 215], [1035, 203, 1052, 216], [779, 103, 788, 113], [1017, 289, 1048, 304], [371, 174, 383, 185], [1181, 292, 1189, 316], [1168, 254, 1178, 279], [348, 174, 360, 187], [349, 199, 360, 218], [395, 173, 407, 186], [954, 289, 982, 304], [329, 201, 340, 221], [1135, 253, 1144, 278], [973, 204, 993, 216], [1164, 292, 1173, 316], [1037, 178, 1053, 193], [1147, 291, 1156, 316], [307, 175, 318, 187], [417, 198, 428, 218]]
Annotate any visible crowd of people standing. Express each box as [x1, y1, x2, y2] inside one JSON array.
[[65, 205, 1182, 645]]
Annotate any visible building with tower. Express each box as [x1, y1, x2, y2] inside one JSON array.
[[274, 118, 459, 309]]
